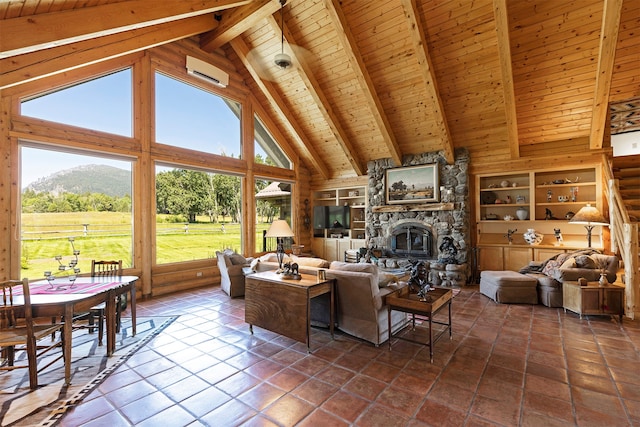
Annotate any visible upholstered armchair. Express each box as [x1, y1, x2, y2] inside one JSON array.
[[216, 250, 254, 298]]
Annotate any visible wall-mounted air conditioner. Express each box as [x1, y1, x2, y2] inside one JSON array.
[[186, 56, 229, 88]]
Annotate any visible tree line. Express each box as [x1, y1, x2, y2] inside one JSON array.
[[22, 165, 282, 224]]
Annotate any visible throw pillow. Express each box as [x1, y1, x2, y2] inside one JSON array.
[[560, 257, 576, 269], [229, 253, 247, 265], [542, 259, 562, 277], [378, 272, 397, 288], [259, 253, 279, 263], [290, 256, 330, 268], [575, 255, 597, 269]]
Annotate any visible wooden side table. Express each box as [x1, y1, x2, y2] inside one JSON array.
[[563, 281, 624, 321], [386, 286, 452, 363], [245, 270, 334, 352]]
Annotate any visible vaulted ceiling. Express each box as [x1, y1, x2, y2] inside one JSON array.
[[1, 0, 638, 181]]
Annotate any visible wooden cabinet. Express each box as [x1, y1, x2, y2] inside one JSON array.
[[475, 165, 605, 274], [478, 246, 534, 271], [313, 184, 367, 262], [563, 282, 624, 320]]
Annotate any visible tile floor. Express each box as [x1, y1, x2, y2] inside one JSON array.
[[49, 286, 640, 426]]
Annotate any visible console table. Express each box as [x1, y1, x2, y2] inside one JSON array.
[[563, 281, 624, 321], [245, 271, 334, 352]]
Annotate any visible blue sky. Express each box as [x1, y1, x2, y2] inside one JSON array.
[[20, 68, 266, 187]]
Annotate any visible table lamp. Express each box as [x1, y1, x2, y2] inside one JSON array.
[[569, 204, 608, 247], [265, 219, 295, 272]]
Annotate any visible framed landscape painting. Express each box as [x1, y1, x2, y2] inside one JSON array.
[[385, 164, 439, 204]]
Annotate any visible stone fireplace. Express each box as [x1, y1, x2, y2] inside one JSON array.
[[365, 149, 471, 285]]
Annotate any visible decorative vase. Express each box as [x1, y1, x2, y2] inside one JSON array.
[[599, 271, 608, 287], [516, 207, 528, 221], [523, 228, 543, 245]]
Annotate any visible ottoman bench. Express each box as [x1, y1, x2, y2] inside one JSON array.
[[480, 270, 538, 304]]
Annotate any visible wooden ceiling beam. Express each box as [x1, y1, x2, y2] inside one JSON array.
[[200, 0, 281, 52], [267, 15, 366, 176], [324, 0, 403, 167], [0, 0, 250, 58], [0, 15, 218, 90], [400, 0, 455, 165], [590, 0, 624, 149], [229, 36, 329, 179], [493, 0, 520, 159]]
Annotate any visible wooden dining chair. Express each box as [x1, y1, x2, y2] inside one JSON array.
[[71, 260, 123, 346], [0, 278, 65, 390]]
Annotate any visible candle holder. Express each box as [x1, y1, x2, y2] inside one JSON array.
[[44, 237, 81, 289]]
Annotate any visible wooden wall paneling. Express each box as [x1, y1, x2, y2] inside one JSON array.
[[152, 259, 219, 296], [0, 96, 13, 280], [242, 98, 255, 257], [136, 52, 153, 297], [590, 0, 624, 149], [609, 0, 640, 101]]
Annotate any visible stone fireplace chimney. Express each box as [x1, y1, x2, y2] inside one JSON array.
[[366, 149, 471, 285]]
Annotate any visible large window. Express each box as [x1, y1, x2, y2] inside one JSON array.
[[155, 72, 241, 157], [20, 69, 132, 137], [20, 146, 133, 279], [255, 179, 292, 253], [254, 114, 291, 169], [155, 165, 242, 263]]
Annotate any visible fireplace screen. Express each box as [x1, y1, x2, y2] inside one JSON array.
[[390, 225, 433, 258]]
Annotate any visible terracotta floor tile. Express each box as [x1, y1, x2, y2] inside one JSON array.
[[292, 378, 339, 405], [321, 390, 370, 422], [315, 365, 355, 387], [343, 374, 387, 401], [31, 287, 640, 427], [375, 385, 423, 417], [524, 373, 571, 401], [355, 403, 410, 427], [267, 367, 310, 392], [470, 394, 521, 426], [238, 382, 286, 411], [262, 394, 315, 426], [361, 360, 402, 383], [522, 390, 575, 423], [415, 398, 467, 426], [297, 408, 350, 427], [118, 391, 174, 424]]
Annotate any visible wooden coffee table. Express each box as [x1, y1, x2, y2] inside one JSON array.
[[245, 270, 334, 352], [386, 286, 452, 362], [563, 281, 624, 321]]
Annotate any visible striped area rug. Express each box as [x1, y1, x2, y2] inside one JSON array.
[[0, 316, 176, 426]]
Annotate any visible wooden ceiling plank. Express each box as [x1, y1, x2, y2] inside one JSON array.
[[590, 0, 624, 149], [400, 0, 454, 164], [0, 0, 250, 58], [0, 15, 217, 90], [493, 0, 519, 159], [229, 36, 329, 180], [267, 14, 365, 176], [324, 0, 402, 167], [199, 0, 281, 52]]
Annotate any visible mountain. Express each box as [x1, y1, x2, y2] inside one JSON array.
[[25, 164, 132, 197]]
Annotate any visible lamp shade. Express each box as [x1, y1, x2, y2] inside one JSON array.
[[569, 204, 608, 226], [265, 220, 294, 238]]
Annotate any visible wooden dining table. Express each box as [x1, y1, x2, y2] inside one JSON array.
[[17, 275, 138, 385]]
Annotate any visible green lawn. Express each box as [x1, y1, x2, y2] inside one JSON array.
[[21, 212, 270, 279]]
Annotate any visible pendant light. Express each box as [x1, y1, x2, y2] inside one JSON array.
[[274, 0, 292, 68]]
